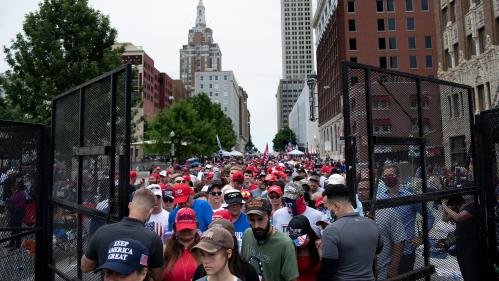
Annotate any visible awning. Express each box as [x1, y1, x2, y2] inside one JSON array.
[[373, 118, 391, 126]]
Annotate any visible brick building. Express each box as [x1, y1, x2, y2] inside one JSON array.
[[313, 0, 439, 159]]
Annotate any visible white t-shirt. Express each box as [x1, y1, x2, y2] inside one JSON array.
[[145, 209, 169, 242], [212, 206, 224, 213], [272, 206, 326, 237]]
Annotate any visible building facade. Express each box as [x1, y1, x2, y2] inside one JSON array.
[[180, 0, 222, 95], [435, 0, 499, 167], [172, 80, 188, 103], [314, 0, 439, 160], [277, 0, 315, 130], [288, 81, 320, 153], [276, 79, 305, 129], [193, 71, 249, 151]]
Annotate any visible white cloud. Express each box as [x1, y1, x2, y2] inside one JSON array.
[[0, 0, 282, 151]]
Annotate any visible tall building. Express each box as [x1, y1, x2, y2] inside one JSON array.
[[180, 0, 222, 95], [289, 81, 320, 152], [172, 80, 188, 103], [313, 0, 439, 160], [435, 0, 499, 167], [276, 79, 305, 128], [193, 71, 250, 151], [277, 0, 315, 130]]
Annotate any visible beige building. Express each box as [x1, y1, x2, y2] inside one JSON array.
[[435, 0, 499, 166], [180, 0, 222, 95], [277, 0, 315, 130]]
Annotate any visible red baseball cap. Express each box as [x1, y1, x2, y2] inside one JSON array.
[[183, 175, 191, 182], [150, 173, 160, 180], [175, 208, 197, 231], [129, 171, 137, 178], [231, 171, 244, 181], [173, 184, 193, 204], [206, 172, 215, 179], [264, 174, 277, 182], [212, 210, 231, 222], [268, 185, 283, 196]]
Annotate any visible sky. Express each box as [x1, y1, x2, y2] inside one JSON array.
[[0, 0, 289, 152]]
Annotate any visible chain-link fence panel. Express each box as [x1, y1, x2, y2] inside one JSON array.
[[50, 65, 131, 281], [342, 62, 477, 280]]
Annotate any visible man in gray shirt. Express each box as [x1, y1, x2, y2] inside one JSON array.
[[317, 184, 383, 281], [375, 208, 405, 279]]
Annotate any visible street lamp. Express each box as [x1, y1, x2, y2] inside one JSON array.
[[307, 72, 318, 122], [170, 131, 175, 165]]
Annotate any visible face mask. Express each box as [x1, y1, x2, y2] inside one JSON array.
[[383, 176, 399, 188]]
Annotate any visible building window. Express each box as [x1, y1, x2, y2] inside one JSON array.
[[408, 36, 416, 49], [410, 96, 429, 109], [387, 0, 395, 11], [349, 38, 357, 50], [215, 76, 218, 80], [350, 57, 358, 62], [348, 1, 355, 12], [376, 0, 383, 12], [406, 0, 413, 11], [209, 84, 213, 88], [224, 75, 228, 80], [373, 100, 390, 110], [388, 18, 396, 30], [409, 56, 417, 68], [379, 57, 388, 68], [478, 27, 485, 54], [450, 136, 466, 167], [374, 125, 392, 133], [200, 84, 204, 89], [407, 17, 415, 30], [421, 0, 429, 11], [200, 76, 204, 80], [390, 56, 398, 68], [349, 20, 356, 31], [377, 19, 385, 31], [425, 55, 433, 68], [209, 76, 212, 80], [378, 37, 386, 49], [389, 37, 397, 49], [424, 36, 432, 48]]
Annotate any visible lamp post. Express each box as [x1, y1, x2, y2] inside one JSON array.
[[307, 72, 318, 122], [170, 131, 175, 165]]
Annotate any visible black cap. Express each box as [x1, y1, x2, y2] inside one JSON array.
[[223, 190, 244, 207], [288, 215, 312, 240], [208, 180, 223, 192]]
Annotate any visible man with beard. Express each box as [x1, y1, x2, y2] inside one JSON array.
[[241, 198, 298, 281]]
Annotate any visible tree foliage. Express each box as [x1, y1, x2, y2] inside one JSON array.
[[272, 126, 297, 152], [145, 93, 236, 162], [245, 138, 258, 154], [0, 0, 123, 123]]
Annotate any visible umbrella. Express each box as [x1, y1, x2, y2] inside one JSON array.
[[230, 150, 243, 157], [287, 149, 305, 155]]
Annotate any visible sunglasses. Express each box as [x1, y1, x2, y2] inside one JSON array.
[[269, 195, 281, 200], [209, 191, 222, 196], [176, 180, 186, 183]]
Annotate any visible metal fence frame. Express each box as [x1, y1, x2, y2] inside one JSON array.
[[0, 120, 51, 280], [341, 61, 481, 280], [48, 64, 131, 281]]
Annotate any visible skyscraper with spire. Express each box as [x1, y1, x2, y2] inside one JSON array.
[[180, 0, 222, 95]]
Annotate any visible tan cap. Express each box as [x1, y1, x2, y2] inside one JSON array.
[[192, 227, 234, 253]]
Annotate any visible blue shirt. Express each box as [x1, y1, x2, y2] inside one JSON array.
[[233, 212, 251, 240], [377, 189, 435, 255], [168, 199, 213, 232]]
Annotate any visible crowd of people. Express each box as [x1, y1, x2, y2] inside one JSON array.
[[77, 156, 483, 281], [0, 155, 481, 281]]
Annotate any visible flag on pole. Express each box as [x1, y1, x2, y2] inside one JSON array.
[[263, 143, 268, 164], [216, 135, 223, 156]]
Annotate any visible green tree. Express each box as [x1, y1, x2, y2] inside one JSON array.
[[272, 126, 297, 152], [0, 0, 123, 123], [245, 138, 258, 153], [145, 94, 237, 162]]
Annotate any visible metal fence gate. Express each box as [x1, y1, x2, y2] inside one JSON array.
[[475, 107, 499, 275], [48, 64, 131, 280], [0, 121, 50, 280], [341, 62, 482, 280]]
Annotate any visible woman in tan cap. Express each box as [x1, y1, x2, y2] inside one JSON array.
[[192, 226, 241, 281]]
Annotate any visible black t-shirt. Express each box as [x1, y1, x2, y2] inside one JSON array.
[[192, 260, 259, 281], [454, 203, 480, 242], [85, 217, 164, 269]]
